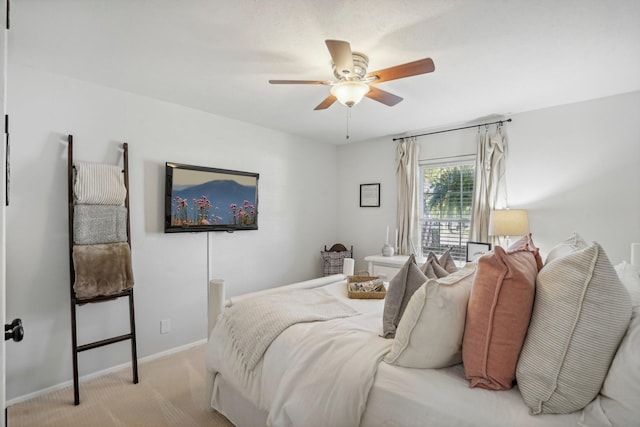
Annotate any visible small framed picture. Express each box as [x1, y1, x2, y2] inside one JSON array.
[[466, 241, 492, 262], [360, 183, 380, 207]]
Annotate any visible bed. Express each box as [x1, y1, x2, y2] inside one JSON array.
[[205, 236, 640, 427]]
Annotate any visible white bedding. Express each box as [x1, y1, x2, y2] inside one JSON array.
[[207, 283, 390, 426], [206, 280, 582, 427], [364, 363, 579, 427], [217, 287, 359, 371]]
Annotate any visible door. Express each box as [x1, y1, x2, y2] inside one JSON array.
[[1, 1, 8, 426]]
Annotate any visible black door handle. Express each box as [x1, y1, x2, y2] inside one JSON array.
[[5, 318, 24, 342]]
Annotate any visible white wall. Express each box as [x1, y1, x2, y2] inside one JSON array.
[[336, 137, 397, 272], [5, 65, 338, 400], [505, 92, 640, 260], [338, 91, 640, 270], [6, 62, 640, 402]]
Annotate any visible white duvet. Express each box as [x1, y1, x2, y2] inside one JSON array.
[[206, 281, 583, 427], [206, 284, 391, 427]]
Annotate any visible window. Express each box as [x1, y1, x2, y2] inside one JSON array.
[[420, 157, 475, 261]]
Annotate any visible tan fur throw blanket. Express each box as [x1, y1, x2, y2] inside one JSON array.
[[72, 242, 134, 299]]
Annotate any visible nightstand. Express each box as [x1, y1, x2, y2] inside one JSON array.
[[363, 255, 415, 281]]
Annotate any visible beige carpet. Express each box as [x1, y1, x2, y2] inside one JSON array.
[[8, 344, 235, 427]]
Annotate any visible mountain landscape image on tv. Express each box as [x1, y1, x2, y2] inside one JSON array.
[[165, 162, 259, 232]]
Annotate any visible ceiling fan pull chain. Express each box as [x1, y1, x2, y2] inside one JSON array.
[[346, 108, 351, 140]]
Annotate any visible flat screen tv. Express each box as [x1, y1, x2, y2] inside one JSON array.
[[164, 162, 259, 233]]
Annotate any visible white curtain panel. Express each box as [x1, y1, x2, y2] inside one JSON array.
[[470, 125, 508, 245], [396, 138, 421, 256]]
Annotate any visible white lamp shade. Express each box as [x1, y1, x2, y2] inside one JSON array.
[[488, 209, 529, 237], [330, 81, 370, 107]]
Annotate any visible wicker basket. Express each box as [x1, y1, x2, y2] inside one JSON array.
[[347, 275, 386, 299]]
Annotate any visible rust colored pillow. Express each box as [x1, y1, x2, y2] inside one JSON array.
[[508, 233, 543, 271], [462, 246, 537, 390]]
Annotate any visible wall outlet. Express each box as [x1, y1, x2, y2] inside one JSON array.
[[160, 319, 171, 334]]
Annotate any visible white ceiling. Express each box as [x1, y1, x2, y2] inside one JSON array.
[[9, 0, 640, 144]]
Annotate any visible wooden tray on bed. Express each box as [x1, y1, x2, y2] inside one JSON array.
[[347, 275, 386, 299]]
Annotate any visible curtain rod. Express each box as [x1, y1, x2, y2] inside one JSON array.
[[392, 118, 512, 141]]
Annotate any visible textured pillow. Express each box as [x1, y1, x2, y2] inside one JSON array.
[[579, 261, 640, 427], [462, 246, 537, 390], [614, 260, 640, 306], [438, 249, 459, 274], [420, 256, 449, 279], [516, 243, 632, 415], [508, 233, 543, 271], [382, 254, 427, 338], [421, 260, 437, 279], [384, 265, 476, 369], [544, 232, 588, 265], [581, 307, 640, 426], [321, 250, 352, 276]]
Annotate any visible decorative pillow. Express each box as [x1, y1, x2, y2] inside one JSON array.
[[516, 243, 632, 415], [438, 249, 459, 274], [382, 254, 427, 338], [579, 261, 640, 427], [462, 246, 537, 390], [420, 256, 449, 279], [421, 260, 437, 279], [614, 260, 640, 305], [321, 250, 352, 276], [581, 308, 640, 426], [384, 265, 476, 368], [508, 233, 543, 271], [544, 232, 588, 265]]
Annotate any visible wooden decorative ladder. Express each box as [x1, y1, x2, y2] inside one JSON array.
[[66, 135, 139, 405]]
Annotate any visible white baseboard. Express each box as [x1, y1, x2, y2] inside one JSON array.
[[6, 338, 207, 406]]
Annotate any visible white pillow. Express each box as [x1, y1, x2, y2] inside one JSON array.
[[580, 261, 640, 427], [544, 232, 588, 265], [614, 260, 640, 305], [384, 265, 476, 369]]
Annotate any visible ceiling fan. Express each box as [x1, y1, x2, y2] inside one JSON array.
[[269, 40, 435, 110]]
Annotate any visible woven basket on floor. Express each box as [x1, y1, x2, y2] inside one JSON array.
[[347, 275, 386, 299]]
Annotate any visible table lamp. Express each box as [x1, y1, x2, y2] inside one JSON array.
[[488, 209, 529, 247]]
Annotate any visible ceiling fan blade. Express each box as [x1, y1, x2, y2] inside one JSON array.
[[325, 40, 354, 77], [365, 86, 403, 106], [314, 94, 337, 110], [269, 80, 331, 85], [367, 58, 435, 84]]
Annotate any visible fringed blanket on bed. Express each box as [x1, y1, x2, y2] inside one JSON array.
[[219, 287, 358, 372], [207, 287, 392, 427]]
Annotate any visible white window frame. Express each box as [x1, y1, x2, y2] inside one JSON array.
[[419, 154, 476, 261]]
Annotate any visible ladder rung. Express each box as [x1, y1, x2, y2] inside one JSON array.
[[77, 333, 133, 352], [75, 289, 131, 305]]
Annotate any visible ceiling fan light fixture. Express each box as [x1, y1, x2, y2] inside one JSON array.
[[330, 81, 370, 107], [269, 40, 434, 110]]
